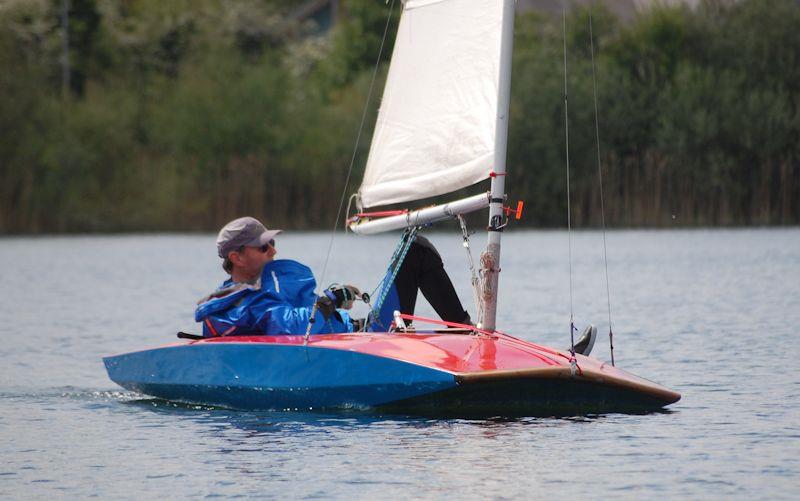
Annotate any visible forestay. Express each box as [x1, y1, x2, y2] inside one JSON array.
[[358, 0, 506, 209]]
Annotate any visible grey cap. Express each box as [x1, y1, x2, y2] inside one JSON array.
[[216, 217, 282, 258]]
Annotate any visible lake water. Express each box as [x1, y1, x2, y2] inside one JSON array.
[[1, 229, 798, 498]]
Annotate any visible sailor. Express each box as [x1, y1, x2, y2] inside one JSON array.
[[195, 216, 470, 337]]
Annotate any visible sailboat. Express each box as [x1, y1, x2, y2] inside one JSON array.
[[104, 0, 680, 415]]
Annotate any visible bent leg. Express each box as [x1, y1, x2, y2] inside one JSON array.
[[394, 236, 470, 324]]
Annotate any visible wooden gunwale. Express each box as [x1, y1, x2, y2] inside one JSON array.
[[454, 365, 681, 404]]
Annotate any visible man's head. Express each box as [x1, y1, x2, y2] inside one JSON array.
[[217, 217, 281, 282]]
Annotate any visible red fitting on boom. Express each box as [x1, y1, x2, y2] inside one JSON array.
[[354, 209, 408, 218], [347, 209, 409, 225]]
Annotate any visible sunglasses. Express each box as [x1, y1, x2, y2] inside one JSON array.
[[235, 239, 275, 255], [259, 239, 275, 253]]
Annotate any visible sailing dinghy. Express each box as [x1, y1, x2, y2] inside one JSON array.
[[104, 0, 680, 415]]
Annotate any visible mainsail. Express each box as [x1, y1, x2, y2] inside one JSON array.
[[357, 0, 506, 209]]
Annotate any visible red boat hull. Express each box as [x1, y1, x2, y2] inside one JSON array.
[[104, 331, 680, 415]]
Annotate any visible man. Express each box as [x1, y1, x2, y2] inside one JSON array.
[[195, 216, 470, 337]]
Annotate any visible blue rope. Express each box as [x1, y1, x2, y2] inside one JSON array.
[[366, 227, 419, 330]]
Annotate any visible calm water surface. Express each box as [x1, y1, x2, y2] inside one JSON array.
[[1, 229, 798, 498]]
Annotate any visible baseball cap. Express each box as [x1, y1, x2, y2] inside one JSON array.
[[216, 217, 282, 258]]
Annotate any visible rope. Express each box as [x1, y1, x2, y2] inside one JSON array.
[[305, 0, 397, 339], [344, 193, 358, 229], [589, 13, 615, 366], [562, 7, 576, 367], [367, 227, 419, 330], [396, 313, 489, 336]]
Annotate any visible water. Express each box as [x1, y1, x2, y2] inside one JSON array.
[[1, 229, 798, 498]]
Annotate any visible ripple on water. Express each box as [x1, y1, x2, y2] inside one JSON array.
[[0, 230, 799, 499]]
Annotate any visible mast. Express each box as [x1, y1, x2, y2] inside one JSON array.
[[480, 0, 516, 332]]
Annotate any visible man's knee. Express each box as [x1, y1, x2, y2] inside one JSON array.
[[413, 235, 436, 252], [411, 235, 443, 266]]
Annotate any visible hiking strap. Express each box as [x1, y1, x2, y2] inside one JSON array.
[[365, 226, 420, 331]]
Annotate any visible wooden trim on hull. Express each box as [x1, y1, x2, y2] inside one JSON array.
[[454, 365, 681, 406], [380, 374, 678, 417]]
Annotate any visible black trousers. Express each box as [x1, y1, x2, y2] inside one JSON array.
[[393, 235, 470, 324]]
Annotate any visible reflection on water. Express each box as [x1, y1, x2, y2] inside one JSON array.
[[124, 395, 614, 433], [1, 229, 799, 498]]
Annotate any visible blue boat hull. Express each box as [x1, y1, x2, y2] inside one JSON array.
[[104, 342, 457, 411]]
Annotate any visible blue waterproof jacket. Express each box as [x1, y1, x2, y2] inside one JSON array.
[[195, 259, 353, 337]]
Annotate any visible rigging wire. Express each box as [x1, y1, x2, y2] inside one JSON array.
[[305, 0, 398, 339], [457, 215, 483, 322], [589, 12, 615, 366], [314, 0, 396, 296], [367, 226, 419, 331], [562, 7, 576, 366]]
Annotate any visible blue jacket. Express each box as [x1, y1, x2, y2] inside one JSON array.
[[195, 259, 353, 337]]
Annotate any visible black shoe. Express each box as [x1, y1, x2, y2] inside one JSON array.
[[570, 324, 597, 356]]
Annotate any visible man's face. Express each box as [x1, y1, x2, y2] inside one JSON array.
[[229, 241, 277, 281]]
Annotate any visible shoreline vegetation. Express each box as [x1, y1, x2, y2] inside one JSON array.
[[1, 0, 798, 234]]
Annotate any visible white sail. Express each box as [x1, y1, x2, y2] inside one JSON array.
[[358, 0, 506, 209]]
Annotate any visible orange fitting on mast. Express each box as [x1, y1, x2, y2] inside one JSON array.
[[503, 200, 524, 220]]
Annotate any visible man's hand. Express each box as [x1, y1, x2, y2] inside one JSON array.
[[324, 284, 362, 310], [315, 295, 337, 321]]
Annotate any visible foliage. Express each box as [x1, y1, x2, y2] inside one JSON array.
[[0, 0, 798, 233]]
